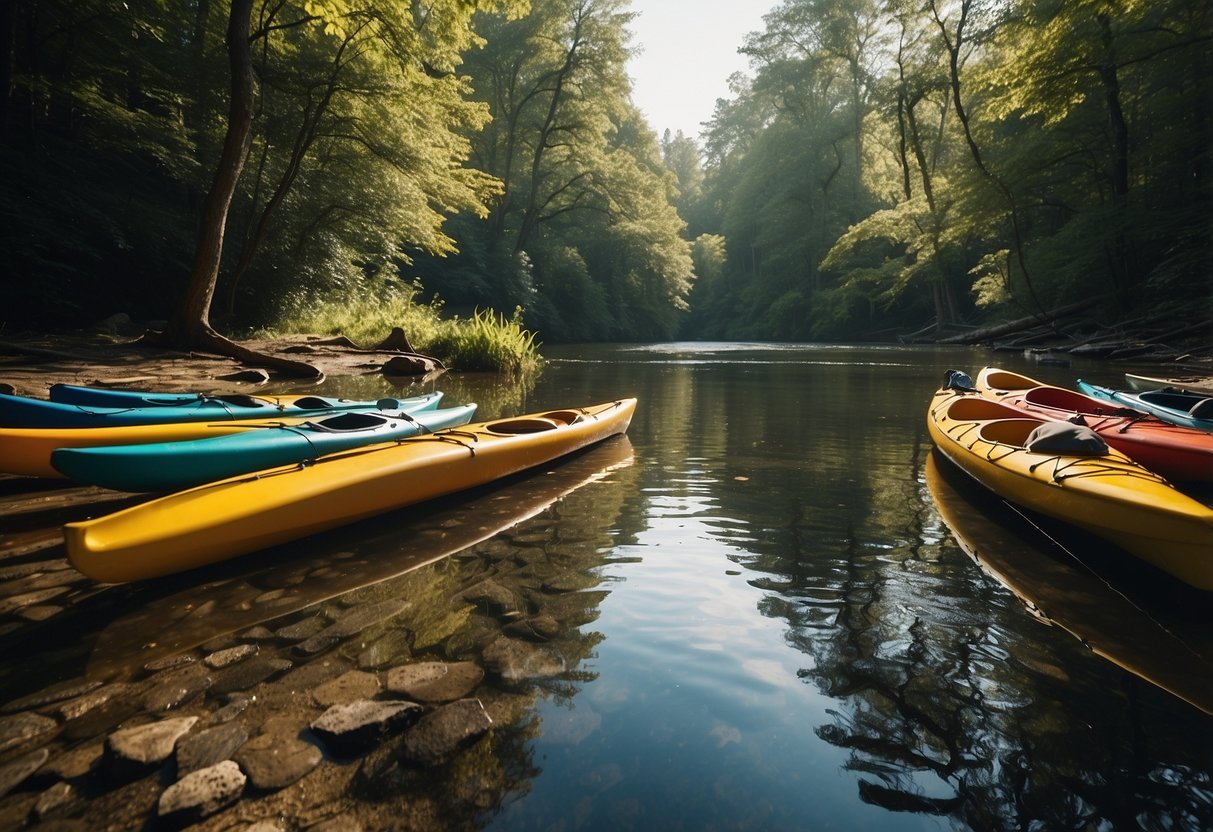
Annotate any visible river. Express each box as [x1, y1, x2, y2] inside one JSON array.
[[0, 342, 1209, 830]]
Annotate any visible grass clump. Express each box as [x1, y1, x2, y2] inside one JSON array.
[[263, 283, 542, 375], [426, 307, 542, 375]]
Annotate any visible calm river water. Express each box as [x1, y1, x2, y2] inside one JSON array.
[[1, 342, 1210, 831]]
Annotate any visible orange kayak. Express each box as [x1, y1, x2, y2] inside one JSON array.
[[976, 368, 1213, 483]]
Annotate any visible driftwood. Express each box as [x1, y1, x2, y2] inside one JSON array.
[[1142, 319, 1212, 345], [898, 320, 978, 344], [375, 327, 416, 353], [309, 327, 447, 372], [936, 298, 1100, 345], [307, 335, 360, 349]]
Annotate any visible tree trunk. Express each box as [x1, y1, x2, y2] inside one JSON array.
[[1097, 13, 1132, 294], [930, 0, 1046, 319], [514, 11, 586, 254], [162, 0, 320, 378]]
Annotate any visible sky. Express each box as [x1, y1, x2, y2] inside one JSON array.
[[625, 1, 774, 140]]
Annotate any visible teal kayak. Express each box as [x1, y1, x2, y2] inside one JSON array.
[[49, 384, 217, 407], [51, 403, 477, 492], [0, 390, 440, 429], [1076, 380, 1213, 432]]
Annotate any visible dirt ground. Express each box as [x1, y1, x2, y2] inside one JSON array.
[[0, 331, 439, 398]]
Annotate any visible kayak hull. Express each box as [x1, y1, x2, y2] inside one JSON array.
[[64, 398, 637, 582], [0, 390, 435, 429], [1124, 373, 1213, 397], [927, 388, 1213, 590], [1076, 380, 1213, 431], [0, 393, 442, 478], [976, 368, 1213, 482], [51, 404, 477, 492], [49, 384, 210, 407]]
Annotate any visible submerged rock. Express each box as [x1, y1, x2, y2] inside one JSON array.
[[481, 636, 566, 683], [399, 699, 493, 767], [233, 717, 321, 791], [157, 759, 246, 825], [0, 711, 57, 756], [355, 630, 411, 670], [310, 699, 423, 757], [106, 716, 198, 769], [208, 656, 293, 696], [2, 680, 102, 714], [142, 663, 212, 712], [384, 661, 484, 703], [203, 643, 259, 669], [175, 721, 249, 777], [31, 780, 79, 821], [0, 746, 48, 799], [504, 614, 561, 641], [313, 670, 382, 707]]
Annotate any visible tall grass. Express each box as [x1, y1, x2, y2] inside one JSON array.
[[425, 307, 542, 375], [263, 285, 542, 375]]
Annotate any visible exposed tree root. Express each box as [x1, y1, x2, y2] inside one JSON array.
[[142, 325, 324, 380]]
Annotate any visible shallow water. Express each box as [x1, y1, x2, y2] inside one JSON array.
[[1, 343, 1210, 830]]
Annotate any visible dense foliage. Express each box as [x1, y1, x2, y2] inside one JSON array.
[[685, 0, 1213, 339], [1, 0, 1208, 343]]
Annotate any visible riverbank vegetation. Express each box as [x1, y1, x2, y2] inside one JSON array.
[[264, 286, 542, 375], [1, 0, 1209, 363]]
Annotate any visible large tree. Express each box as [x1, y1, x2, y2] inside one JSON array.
[[162, 0, 519, 374]]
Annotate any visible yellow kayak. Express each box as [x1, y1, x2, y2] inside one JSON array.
[[927, 385, 1213, 590], [64, 399, 636, 582], [0, 393, 443, 478]]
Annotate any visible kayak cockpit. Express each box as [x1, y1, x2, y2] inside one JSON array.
[[307, 412, 394, 432], [487, 410, 586, 434]]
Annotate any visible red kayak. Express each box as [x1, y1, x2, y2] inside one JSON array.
[[976, 367, 1213, 483]]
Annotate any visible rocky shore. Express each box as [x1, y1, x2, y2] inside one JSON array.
[[0, 437, 637, 830]]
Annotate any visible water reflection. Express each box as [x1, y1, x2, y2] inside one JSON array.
[[2, 345, 1211, 832], [926, 449, 1213, 715], [281, 368, 538, 420], [530, 345, 1212, 831]]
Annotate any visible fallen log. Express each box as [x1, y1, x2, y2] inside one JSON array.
[[936, 298, 1100, 345], [1143, 319, 1213, 345]]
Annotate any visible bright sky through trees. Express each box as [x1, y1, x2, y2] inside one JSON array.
[[626, 0, 772, 138]]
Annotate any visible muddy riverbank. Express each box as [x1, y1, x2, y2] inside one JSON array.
[[0, 331, 442, 400]]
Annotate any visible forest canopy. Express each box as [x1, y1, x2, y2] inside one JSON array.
[[1, 0, 1209, 343]]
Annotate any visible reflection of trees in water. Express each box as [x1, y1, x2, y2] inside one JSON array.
[[737, 437, 1213, 830]]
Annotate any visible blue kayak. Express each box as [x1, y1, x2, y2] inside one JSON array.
[[51, 403, 477, 492], [0, 389, 441, 429], [1076, 380, 1213, 431]]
